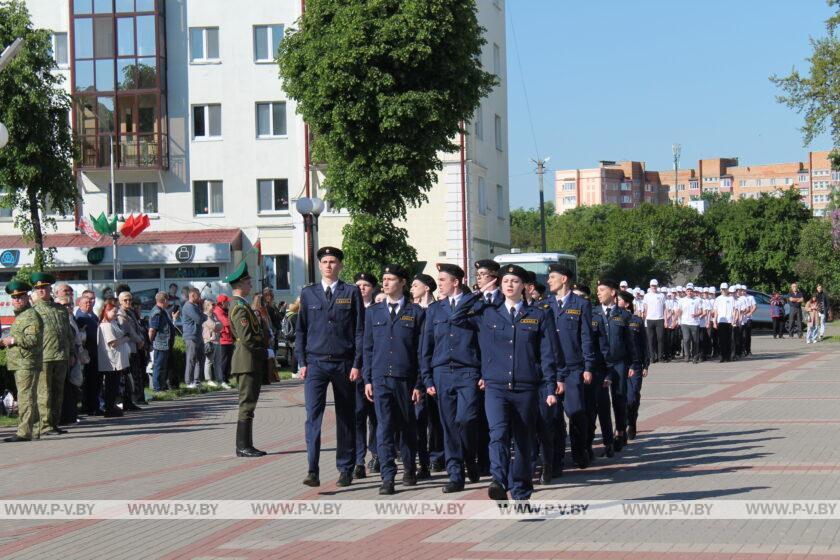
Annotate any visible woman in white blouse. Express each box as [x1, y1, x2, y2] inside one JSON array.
[[97, 300, 131, 417]]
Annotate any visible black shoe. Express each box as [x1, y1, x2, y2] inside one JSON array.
[[103, 408, 123, 418], [540, 465, 553, 485], [402, 470, 417, 486], [431, 458, 446, 472], [353, 465, 366, 479], [587, 447, 595, 461], [416, 466, 431, 481], [628, 425, 637, 440], [336, 471, 352, 487], [443, 481, 465, 493], [235, 420, 267, 457], [466, 462, 481, 483], [45, 427, 68, 435], [92, 408, 105, 416], [601, 446, 614, 458], [552, 463, 564, 477], [124, 403, 142, 411], [369, 457, 381, 473], [137, 399, 149, 405], [488, 480, 507, 501], [379, 481, 396, 495], [303, 472, 320, 487], [3, 435, 31, 442], [613, 434, 625, 452]]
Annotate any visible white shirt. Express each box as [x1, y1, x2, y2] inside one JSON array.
[[700, 298, 712, 327], [447, 292, 463, 308], [643, 291, 666, 320], [714, 295, 736, 323], [504, 299, 524, 321], [557, 291, 571, 307], [677, 296, 701, 326], [321, 279, 339, 295], [483, 288, 500, 303], [385, 296, 405, 316]]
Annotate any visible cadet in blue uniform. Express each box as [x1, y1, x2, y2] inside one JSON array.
[[363, 264, 426, 495], [421, 263, 482, 493], [411, 273, 445, 479], [619, 291, 649, 441], [472, 259, 502, 476], [353, 272, 379, 479], [296, 247, 364, 488], [546, 265, 595, 471], [451, 265, 561, 502], [592, 281, 640, 456]]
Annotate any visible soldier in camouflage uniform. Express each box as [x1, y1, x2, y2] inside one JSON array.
[[225, 262, 267, 457], [2, 281, 44, 442], [30, 272, 75, 437]]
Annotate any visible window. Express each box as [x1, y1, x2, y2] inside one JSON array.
[[109, 181, 158, 214], [474, 107, 483, 140], [189, 27, 219, 62], [690, 180, 698, 189], [494, 114, 502, 151], [51, 32, 69, 66], [769, 178, 776, 185], [563, 195, 576, 204], [192, 104, 221, 139], [477, 177, 486, 215], [193, 180, 224, 215], [254, 24, 283, 62], [562, 181, 575, 191], [257, 179, 289, 213], [799, 173, 809, 183], [496, 184, 504, 217], [832, 171, 840, 181], [738, 179, 746, 187], [264, 255, 290, 290], [721, 178, 732, 188], [620, 182, 631, 191], [621, 195, 632, 204], [256, 102, 287, 137], [493, 43, 501, 76]]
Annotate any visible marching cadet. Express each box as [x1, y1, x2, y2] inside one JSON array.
[[225, 263, 267, 458], [546, 264, 595, 472], [353, 272, 379, 477], [421, 263, 483, 492], [410, 273, 445, 478], [471, 258, 502, 476], [363, 264, 426, 495], [741, 285, 756, 356], [297, 247, 364, 488], [712, 283, 736, 362], [451, 264, 561, 502], [618, 290, 649, 441], [708, 286, 719, 358], [592, 280, 640, 455], [1, 281, 44, 442], [676, 284, 702, 363], [30, 272, 74, 437]]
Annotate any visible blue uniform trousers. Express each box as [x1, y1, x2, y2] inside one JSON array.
[[608, 361, 628, 434], [434, 370, 480, 483], [355, 380, 377, 465], [535, 390, 557, 471], [627, 368, 643, 429], [304, 360, 356, 476], [485, 385, 538, 500], [415, 393, 444, 468], [559, 370, 588, 460], [583, 374, 599, 451], [373, 376, 417, 482]]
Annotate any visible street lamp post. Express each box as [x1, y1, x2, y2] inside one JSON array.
[[532, 156, 550, 253], [0, 39, 24, 151], [295, 196, 325, 284]]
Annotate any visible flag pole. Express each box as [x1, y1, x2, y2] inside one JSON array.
[[110, 134, 119, 284]]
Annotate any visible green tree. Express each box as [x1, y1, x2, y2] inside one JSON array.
[[795, 217, 840, 297], [510, 202, 554, 252], [771, 0, 839, 169], [278, 0, 496, 278], [0, 0, 75, 271]]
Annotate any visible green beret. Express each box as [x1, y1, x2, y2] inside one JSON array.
[[224, 261, 250, 284], [31, 272, 55, 288], [5, 280, 31, 297]]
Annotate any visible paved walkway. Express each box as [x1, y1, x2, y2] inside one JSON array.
[[1, 332, 839, 559]]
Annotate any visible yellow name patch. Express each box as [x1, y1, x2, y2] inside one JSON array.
[[400, 315, 414, 321], [565, 308, 581, 315], [335, 298, 351, 304], [520, 318, 539, 325]]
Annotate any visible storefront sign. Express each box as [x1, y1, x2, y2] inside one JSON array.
[[175, 245, 196, 263], [87, 247, 105, 265], [0, 249, 20, 267]]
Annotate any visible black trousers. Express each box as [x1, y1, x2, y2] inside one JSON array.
[[788, 307, 803, 337], [215, 344, 233, 383], [82, 362, 103, 414], [772, 317, 785, 337], [717, 323, 733, 362], [645, 319, 665, 361]]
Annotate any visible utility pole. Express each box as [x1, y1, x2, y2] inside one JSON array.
[[672, 143, 682, 204], [532, 156, 550, 252]]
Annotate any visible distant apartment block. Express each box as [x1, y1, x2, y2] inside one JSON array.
[[555, 150, 836, 216]]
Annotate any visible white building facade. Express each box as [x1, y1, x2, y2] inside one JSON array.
[[1, 0, 509, 315]]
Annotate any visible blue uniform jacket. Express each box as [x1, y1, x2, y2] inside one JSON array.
[[628, 314, 650, 370], [592, 306, 642, 376], [362, 301, 425, 388], [295, 281, 365, 369], [545, 292, 595, 380], [419, 296, 481, 388], [451, 293, 561, 392]]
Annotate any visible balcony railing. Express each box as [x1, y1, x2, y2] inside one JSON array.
[[77, 133, 169, 170]]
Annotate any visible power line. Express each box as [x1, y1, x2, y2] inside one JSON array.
[[508, 3, 541, 161]]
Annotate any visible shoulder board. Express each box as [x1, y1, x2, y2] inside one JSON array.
[[540, 302, 551, 310]]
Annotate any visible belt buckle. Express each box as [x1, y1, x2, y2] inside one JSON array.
[[507, 382, 512, 390]]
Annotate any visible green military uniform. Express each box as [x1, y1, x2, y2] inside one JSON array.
[[225, 262, 267, 457], [3, 282, 44, 442], [31, 273, 74, 436]]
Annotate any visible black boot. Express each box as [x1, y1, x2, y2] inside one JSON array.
[[236, 420, 267, 457]]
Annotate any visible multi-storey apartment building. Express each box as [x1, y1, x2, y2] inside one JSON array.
[[554, 160, 670, 214], [0, 0, 509, 311]]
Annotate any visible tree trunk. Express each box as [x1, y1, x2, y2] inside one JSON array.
[[27, 188, 45, 272]]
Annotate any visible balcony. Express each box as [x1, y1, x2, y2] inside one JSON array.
[[77, 133, 168, 169]]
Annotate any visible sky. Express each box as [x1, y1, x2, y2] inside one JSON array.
[[505, 0, 835, 209]]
